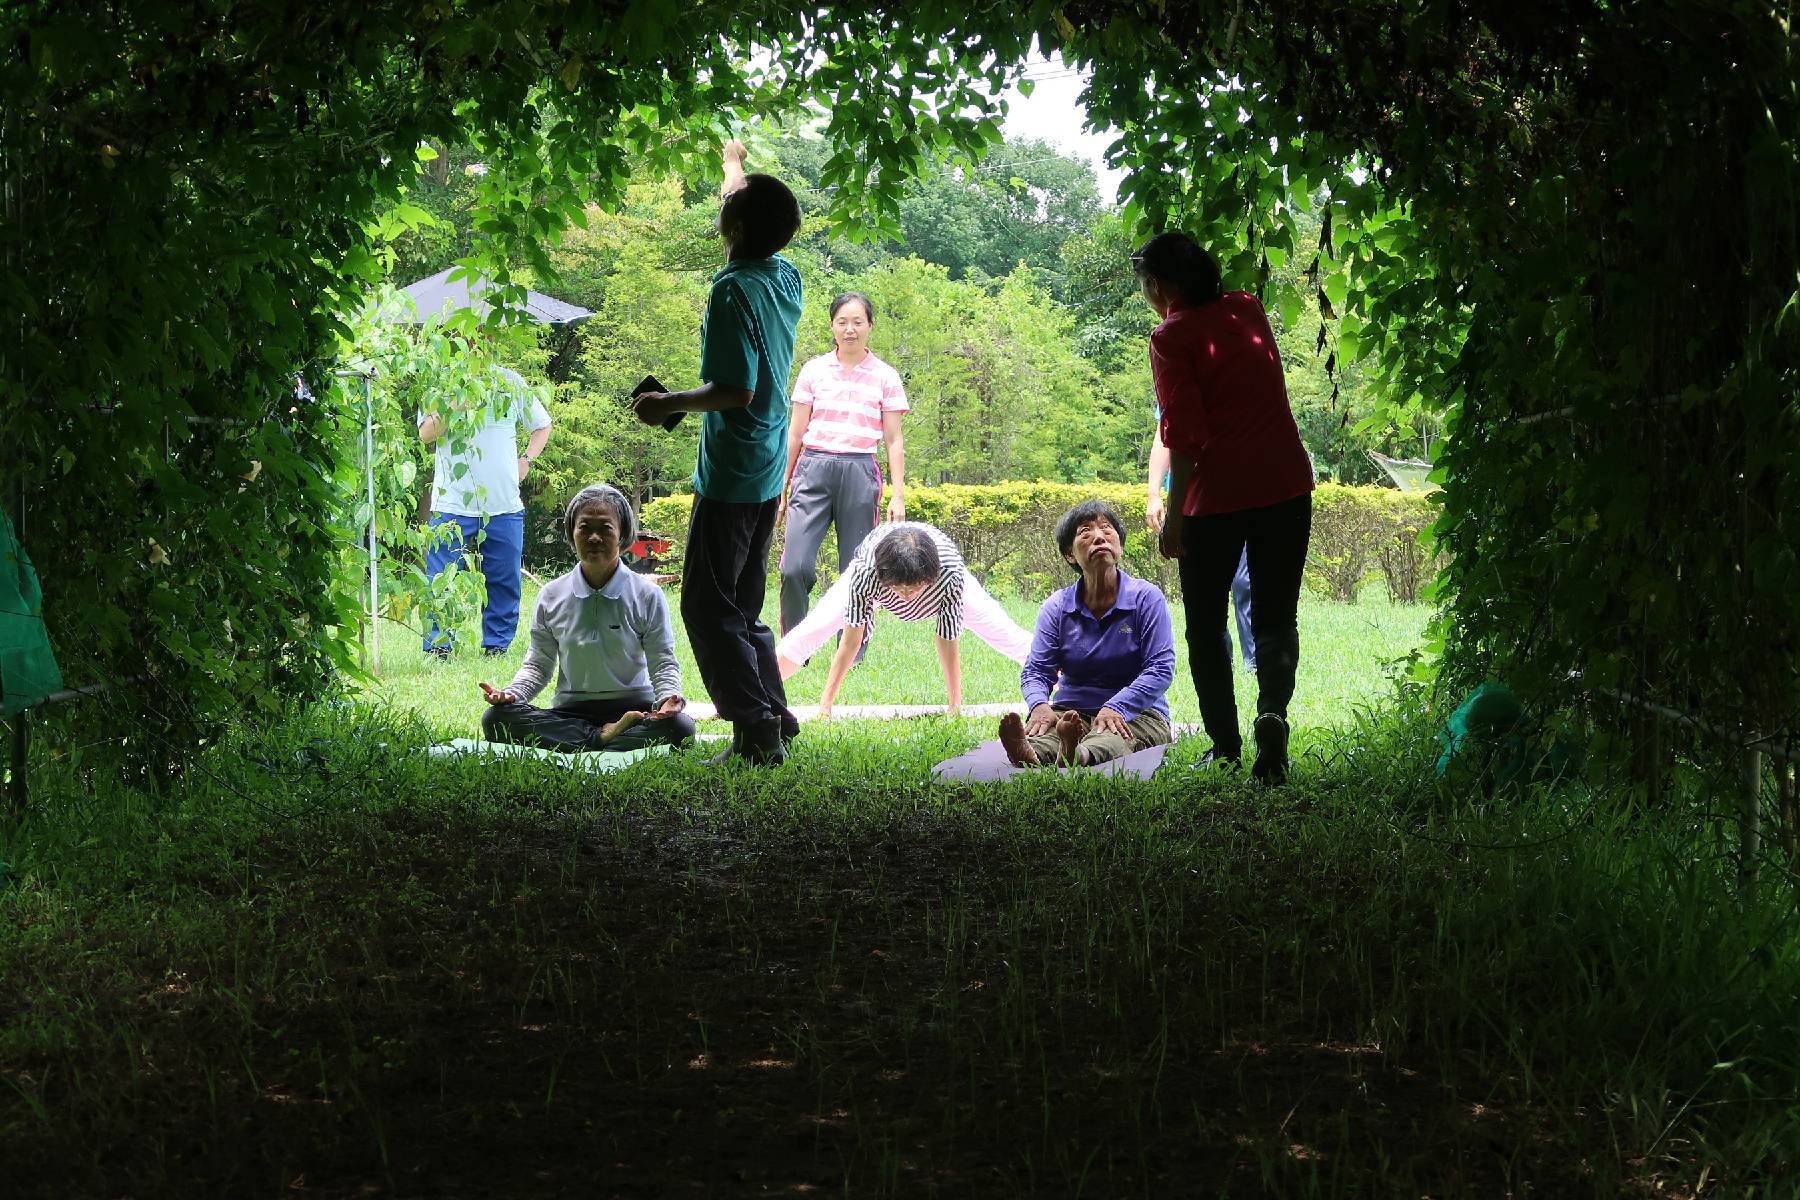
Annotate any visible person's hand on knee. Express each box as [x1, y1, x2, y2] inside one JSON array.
[[478, 681, 517, 706], [1023, 703, 1058, 737], [1092, 707, 1130, 739]]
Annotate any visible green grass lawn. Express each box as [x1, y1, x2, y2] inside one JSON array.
[[362, 572, 1429, 743], [5, 577, 1797, 1198], [3, 705, 1795, 1197]]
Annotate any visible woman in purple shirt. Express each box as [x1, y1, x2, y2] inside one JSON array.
[[999, 501, 1177, 766]]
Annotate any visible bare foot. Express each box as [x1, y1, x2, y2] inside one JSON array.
[[998, 712, 1039, 767], [1056, 710, 1088, 765], [598, 711, 645, 745]]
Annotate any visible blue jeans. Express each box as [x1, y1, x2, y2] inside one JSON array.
[[423, 510, 525, 653], [1229, 548, 1257, 672]]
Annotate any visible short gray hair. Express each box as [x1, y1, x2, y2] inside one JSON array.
[[562, 484, 636, 551]]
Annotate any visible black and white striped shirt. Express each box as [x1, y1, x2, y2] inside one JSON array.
[[842, 522, 966, 641]]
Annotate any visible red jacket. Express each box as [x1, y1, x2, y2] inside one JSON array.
[[1152, 291, 1314, 517]]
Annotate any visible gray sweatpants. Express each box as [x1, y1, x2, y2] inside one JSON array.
[[779, 449, 882, 635]]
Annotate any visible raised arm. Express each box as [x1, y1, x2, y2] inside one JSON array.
[[720, 138, 749, 197]]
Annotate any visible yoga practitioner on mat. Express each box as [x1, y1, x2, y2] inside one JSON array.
[[479, 484, 697, 753], [999, 501, 1176, 767], [777, 291, 909, 637], [1135, 231, 1314, 783], [775, 522, 1033, 718]]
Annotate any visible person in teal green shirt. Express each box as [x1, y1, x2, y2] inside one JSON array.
[[633, 140, 804, 764]]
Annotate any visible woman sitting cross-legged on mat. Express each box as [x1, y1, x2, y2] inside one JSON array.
[[999, 500, 1176, 767], [775, 521, 1034, 717], [479, 484, 697, 752]]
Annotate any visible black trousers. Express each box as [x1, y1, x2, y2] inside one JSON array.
[[680, 495, 795, 729], [482, 696, 697, 753], [1177, 492, 1312, 756]]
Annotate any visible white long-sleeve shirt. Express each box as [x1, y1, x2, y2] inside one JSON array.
[[505, 565, 681, 709]]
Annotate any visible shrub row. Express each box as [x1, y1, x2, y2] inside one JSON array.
[[641, 482, 1438, 604]]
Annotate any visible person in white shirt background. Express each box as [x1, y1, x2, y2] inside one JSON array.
[[418, 355, 553, 658]]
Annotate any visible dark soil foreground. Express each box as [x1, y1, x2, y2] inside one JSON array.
[[0, 795, 1709, 1198]]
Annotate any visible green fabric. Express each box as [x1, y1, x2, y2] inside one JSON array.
[[1436, 681, 1585, 793], [0, 509, 63, 717], [694, 255, 804, 503]]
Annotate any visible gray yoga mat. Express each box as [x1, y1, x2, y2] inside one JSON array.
[[931, 739, 1171, 782], [425, 738, 675, 773]]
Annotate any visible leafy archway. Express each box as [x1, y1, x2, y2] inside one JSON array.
[[4, 1, 1795, 787]]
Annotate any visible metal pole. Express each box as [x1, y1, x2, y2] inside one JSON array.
[[10, 476, 27, 817], [364, 373, 380, 673], [1740, 749, 1763, 890], [8, 706, 25, 818], [6, 113, 25, 817]]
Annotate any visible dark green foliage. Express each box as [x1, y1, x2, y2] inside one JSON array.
[[890, 137, 1102, 280], [7, 0, 1795, 801], [1067, 0, 1799, 795], [1, 2, 1031, 770]]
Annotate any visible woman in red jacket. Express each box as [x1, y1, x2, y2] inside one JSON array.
[[1134, 232, 1314, 782]]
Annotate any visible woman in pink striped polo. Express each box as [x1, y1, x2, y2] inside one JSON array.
[[776, 291, 910, 637]]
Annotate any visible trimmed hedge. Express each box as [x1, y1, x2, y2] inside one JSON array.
[[1308, 482, 1443, 603], [642, 482, 1438, 603]]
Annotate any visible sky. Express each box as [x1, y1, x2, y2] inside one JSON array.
[[999, 53, 1124, 205]]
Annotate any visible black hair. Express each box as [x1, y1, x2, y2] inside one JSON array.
[[722, 173, 802, 259], [563, 484, 636, 552], [872, 526, 939, 587], [1054, 500, 1127, 571], [1130, 232, 1223, 306], [829, 292, 875, 323]]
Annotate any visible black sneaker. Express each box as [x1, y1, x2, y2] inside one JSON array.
[[424, 646, 452, 663], [1194, 746, 1242, 770], [482, 646, 508, 658], [1251, 713, 1290, 784], [704, 728, 741, 767], [735, 717, 788, 766]]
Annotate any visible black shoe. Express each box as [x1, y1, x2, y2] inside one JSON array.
[[1194, 746, 1242, 770], [424, 646, 452, 663], [734, 717, 788, 766], [482, 646, 508, 658], [1252, 713, 1290, 784], [704, 728, 741, 767]]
